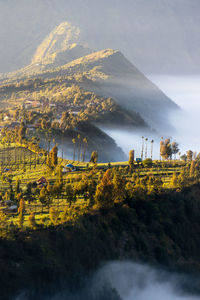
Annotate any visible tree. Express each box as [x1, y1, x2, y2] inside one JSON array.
[[72, 138, 76, 161], [47, 145, 58, 169], [143, 158, 153, 168], [171, 172, 178, 188], [65, 184, 76, 207], [60, 111, 70, 129], [145, 138, 148, 159], [113, 173, 126, 203], [28, 213, 37, 228], [150, 140, 154, 159], [83, 138, 88, 162], [15, 178, 21, 195], [56, 165, 63, 186], [49, 207, 60, 225], [94, 169, 114, 209], [0, 210, 8, 233], [18, 122, 26, 144], [18, 199, 25, 229], [51, 145, 58, 167], [77, 134, 81, 161], [171, 142, 179, 160], [87, 178, 97, 207], [180, 154, 187, 162], [90, 151, 98, 164], [160, 139, 172, 160], [141, 136, 144, 160], [39, 187, 47, 212], [128, 150, 135, 170], [190, 160, 196, 177], [187, 150, 193, 162]]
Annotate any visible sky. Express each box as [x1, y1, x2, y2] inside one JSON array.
[[0, 0, 200, 74]]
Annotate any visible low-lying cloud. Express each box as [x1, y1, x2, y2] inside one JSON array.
[[15, 261, 200, 300], [102, 76, 200, 159]]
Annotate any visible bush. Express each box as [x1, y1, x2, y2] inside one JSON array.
[[143, 158, 153, 168]]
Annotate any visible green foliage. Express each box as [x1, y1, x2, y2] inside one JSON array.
[[143, 158, 153, 168], [28, 213, 37, 229], [95, 169, 114, 209], [49, 208, 60, 225], [90, 151, 98, 164], [113, 173, 126, 203], [65, 184, 76, 207], [129, 150, 135, 170]]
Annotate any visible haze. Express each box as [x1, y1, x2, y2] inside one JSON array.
[[0, 0, 200, 74], [104, 75, 200, 159]]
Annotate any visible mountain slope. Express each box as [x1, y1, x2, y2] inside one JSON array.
[[20, 46, 178, 129]]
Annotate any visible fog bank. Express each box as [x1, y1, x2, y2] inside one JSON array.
[[15, 262, 200, 300], [102, 76, 200, 159], [150, 76, 200, 155]]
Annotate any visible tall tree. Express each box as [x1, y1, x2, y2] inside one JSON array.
[[95, 169, 114, 209], [83, 138, 88, 162], [65, 184, 76, 207], [145, 138, 148, 159], [90, 151, 98, 164], [129, 150, 135, 170], [160, 139, 172, 160], [187, 150, 193, 162], [72, 138, 76, 161], [172, 142, 179, 160], [50, 145, 58, 167], [150, 139, 154, 160], [113, 173, 126, 203], [141, 136, 144, 160]]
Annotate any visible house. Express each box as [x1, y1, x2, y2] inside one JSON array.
[[9, 122, 20, 128], [66, 164, 74, 168], [49, 103, 56, 108], [5, 200, 12, 206], [3, 205, 18, 214], [27, 124, 36, 133], [37, 177, 47, 187], [8, 205, 18, 213], [3, 115, 9, 121], [136, 158, 142, 162], [65, 164, 76, 171]]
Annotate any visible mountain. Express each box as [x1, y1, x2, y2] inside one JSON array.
[[31, 22, 92, 69], [0, 0, 199, 74], [1, 22, 178, 130], [54, 48, 178, 129]]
